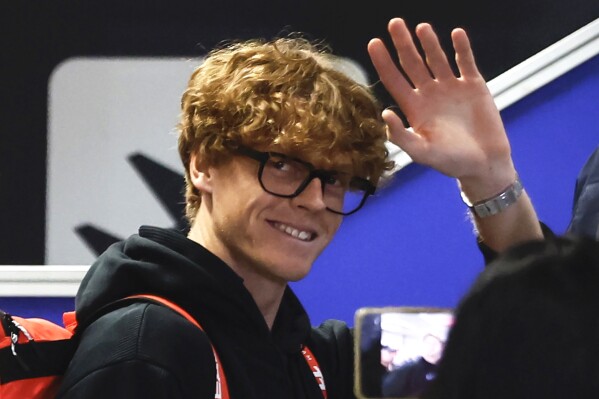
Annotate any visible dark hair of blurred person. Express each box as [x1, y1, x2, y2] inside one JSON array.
[[423, 235, 599, 399]]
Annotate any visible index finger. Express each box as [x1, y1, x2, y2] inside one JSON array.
[[367, 38, 414, 106]]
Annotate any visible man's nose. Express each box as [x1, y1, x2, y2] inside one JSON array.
[[291, 177, 327, 211]]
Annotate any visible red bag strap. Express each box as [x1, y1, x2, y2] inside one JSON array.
[[302, 345, 328, 399], [126, 294, 229, 399]]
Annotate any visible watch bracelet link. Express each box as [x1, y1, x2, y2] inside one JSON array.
[[460, 174, 524, 218]]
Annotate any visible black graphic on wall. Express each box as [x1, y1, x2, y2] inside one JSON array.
[[75, 153, 188, 256]]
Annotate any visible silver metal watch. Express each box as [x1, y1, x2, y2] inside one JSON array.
[[460, 175, 524, 218]]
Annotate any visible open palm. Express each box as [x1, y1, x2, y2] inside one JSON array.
[[368, 18, 513, 183]]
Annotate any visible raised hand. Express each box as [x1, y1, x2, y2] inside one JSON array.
[[368, 18, 516, 200]]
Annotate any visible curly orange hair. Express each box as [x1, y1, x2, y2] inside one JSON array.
[[178, 36, 394, 222]]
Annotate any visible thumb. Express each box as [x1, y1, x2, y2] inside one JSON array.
[[382, 109, 426, 160]]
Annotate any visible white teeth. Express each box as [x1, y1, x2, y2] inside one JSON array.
[[298, 231, 310, 240], [276, 223, 313, 241]]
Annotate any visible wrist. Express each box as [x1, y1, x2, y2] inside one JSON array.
[[460, 173, 524, 218], [457, 161, 517, 202]]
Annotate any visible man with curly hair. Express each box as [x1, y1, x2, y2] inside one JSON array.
[[57, 18, 543, 399]]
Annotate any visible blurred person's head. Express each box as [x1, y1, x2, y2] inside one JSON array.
[[424, 235, 599, 399], [381, 345, 399, 369], [421, 333, 445, 365]]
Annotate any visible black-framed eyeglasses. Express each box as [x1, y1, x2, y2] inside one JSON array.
[[234, 145, 376, 216]]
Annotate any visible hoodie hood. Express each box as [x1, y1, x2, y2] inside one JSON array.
[[75, 225, 312, 354]]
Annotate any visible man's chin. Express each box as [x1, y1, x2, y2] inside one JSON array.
[[262, 260, 314, 283], [286, 270, 311, 283]]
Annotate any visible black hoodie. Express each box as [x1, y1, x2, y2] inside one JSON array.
[[56, 226, 354, 399], [568, 146, 599, 239]]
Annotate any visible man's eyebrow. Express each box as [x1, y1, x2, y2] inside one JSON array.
[[313, 163, 353, 176], [274, 148, 354, 174], [326, 163, 355, 175]]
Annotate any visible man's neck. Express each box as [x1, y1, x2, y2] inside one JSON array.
[[188, 217, 286, 330], [242, 277, 286, 330]]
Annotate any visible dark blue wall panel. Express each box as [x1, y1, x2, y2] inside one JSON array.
[[0, 297, 75, 326]]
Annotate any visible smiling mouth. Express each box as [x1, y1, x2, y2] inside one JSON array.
[[271, 221, 316, 242]]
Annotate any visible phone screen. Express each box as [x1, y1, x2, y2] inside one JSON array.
[[354, 307, 454, 399]]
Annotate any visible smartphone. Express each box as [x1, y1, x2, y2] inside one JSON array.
[[354, 307, 454, 399]]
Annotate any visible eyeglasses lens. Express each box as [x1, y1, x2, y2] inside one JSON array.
[[259, 154, 367, 215]]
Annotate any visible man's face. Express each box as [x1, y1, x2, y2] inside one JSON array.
[[381, 347, 398, 368], [194, 148, 344, 284]]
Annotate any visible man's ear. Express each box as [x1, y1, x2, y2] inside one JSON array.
[[189, 153, 214, 194]]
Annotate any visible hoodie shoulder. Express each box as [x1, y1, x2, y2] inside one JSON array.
[[59, 301, 217, 398]]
